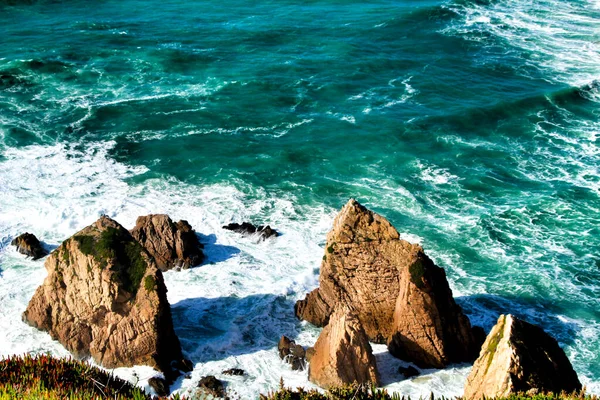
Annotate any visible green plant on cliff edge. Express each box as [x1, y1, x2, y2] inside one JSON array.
[[144, 275, 156, 292], [261, 382, 597, 400], [74, 227, 147, 293], [0, 354, 181, 399]]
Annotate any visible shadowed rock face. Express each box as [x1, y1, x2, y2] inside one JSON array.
[[130, 214, 203, 271], [23, 216, 185, 376], [11, 232, 48, 260], [464, 314, 582, 400], [308, 307, 380, 389], [278, 336, 307, 371], [387, 253, 479, 368], [295, 199, 416, 343]]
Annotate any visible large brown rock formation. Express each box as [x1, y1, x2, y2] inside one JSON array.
[[295, 199, 418, 343], [387, 253, 479, 368], [295, 200, 479, 370], [23, 216, 186, 375], [130, 214, 203, 271], [463, 314, 582, 399], [308, 307, 379, 389]]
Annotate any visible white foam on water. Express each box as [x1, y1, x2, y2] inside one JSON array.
[[349, 75, 419, 113], [415, 160, 459, 185], [444, 0, 600, 88], [1, 138, 599, 396], [0, 141, 340, 398]]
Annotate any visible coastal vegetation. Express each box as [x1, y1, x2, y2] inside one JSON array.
[[263, 383, 597, 400], [0, 354, 155, 399], [0, 355, 594, 400], [74, 227, 147, 293]]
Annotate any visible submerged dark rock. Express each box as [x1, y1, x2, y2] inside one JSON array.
[[222, 368, 245, 376], [148, 376, 169, 397], [278, 335, 306, 371], [222, 222, 278, 240], [11, 232, 48, 260], [176, 358, 194, 372], [398, 365, 419, 379], [198, 375, 226, 398]]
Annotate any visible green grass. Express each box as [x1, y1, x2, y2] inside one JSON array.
[[74, 227, 147, 294], [261, 382, 597, 400], [144, 275, 156, 292], [0, 354, 152, 399]]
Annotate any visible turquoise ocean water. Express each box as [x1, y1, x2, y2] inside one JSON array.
[[0, 0, 599, 397]]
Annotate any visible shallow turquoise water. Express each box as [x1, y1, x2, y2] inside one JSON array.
[[0, 0, 599, 396]]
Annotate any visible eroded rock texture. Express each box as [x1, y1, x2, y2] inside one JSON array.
[[295, 199, 417, 343], [308, 307, 379, 389], [464, 314, 581, 399], [23, 216, 185, 375], [130, 214, 203, 271], [387, 253, 479, 368]]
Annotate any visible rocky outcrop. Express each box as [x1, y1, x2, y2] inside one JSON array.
[[278, 335, 307, 371], [464, 315, 582, 399], [387, 253, 480, 368], [295, 199, 415, 343], [198, 376, 226, 398], [223, 222, 278, 240], [23, 216, 187, 377], [11, 232, 48, 260], [222, 368, 245, 376], [130, 214, 203, 271], [308, 308, 379, 389], [295, 199, 480, 368], [148, 376, 169, 397]]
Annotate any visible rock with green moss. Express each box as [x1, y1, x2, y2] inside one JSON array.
[[464, 314, 582, 399], [23, 216, 188, 381]]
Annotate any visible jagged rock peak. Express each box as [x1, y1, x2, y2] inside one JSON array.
[[308, 307, 380, 389], [295, 199, 427, 343], [23, 215, 187, 377], [463, 314, 582, 399], [130, 214, 203, 271], [387, 251, 480, 368], [11, 232, 48, 260]]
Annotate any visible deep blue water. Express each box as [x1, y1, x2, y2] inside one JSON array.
[[0, 0, 599, 397]]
